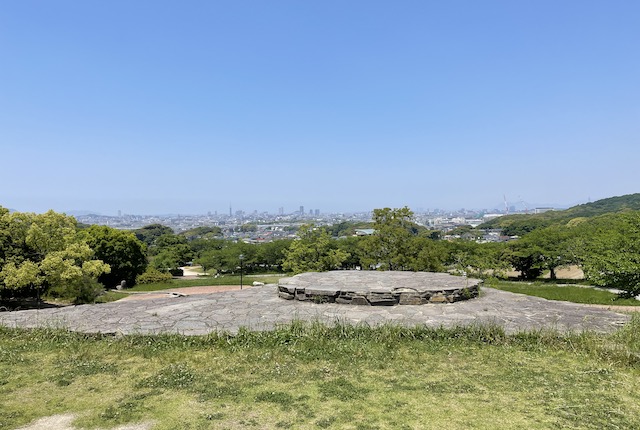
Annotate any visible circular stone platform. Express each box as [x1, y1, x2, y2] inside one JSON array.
[[278, 271, 481, 305]]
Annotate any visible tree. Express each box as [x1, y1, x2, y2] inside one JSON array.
[[0, 209, 110, 303], [81, 225, 148, 287], [151, 250, 181, 272], [195, 249, 222, 275], [179, 226, 223, 240], [523, 225, 577, 279], [360, 207, 415, 270], [282, 224, 350, 274], [506, 245, 545, 280], [256, 239, 292, 272], [335, 236, 364, 269], [579, 212, 640, 297], [133, 224, 174, 247], [407, 237, 447, 272], [446, 240, 508, 278], [148, 233, 194, 269]]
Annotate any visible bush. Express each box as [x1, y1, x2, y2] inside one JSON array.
[[48, 277, 105, 304], [136, 268, 173, 285], [169, 268, 184, 277]]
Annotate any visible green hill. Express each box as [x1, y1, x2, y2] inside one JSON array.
[[479, 193, 640, 236]]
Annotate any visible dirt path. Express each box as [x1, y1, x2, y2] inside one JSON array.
[[16, 414, 152, 430]]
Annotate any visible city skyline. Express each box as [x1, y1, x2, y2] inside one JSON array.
[[0, 193, 612, 217], [2, 1, 638, 215], [3, 194, 586, 217]]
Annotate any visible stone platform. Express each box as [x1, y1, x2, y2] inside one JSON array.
[[278, 271, 480, 305]]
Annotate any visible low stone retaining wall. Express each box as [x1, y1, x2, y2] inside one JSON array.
[[278, 271, 481, 305]]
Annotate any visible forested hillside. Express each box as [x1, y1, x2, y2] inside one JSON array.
[[480, 193, 640, 236]]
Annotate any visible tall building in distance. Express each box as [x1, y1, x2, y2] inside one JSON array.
[[279, 207, 284, 215], [299, 205, 304, 215], [314, 209, 320, 216]]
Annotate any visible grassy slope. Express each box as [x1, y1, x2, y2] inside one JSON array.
[[489, 281, 640, 306], [2, 320, 640, 429]]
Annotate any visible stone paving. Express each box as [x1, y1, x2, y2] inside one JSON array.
[[0, 285, 630, 335]]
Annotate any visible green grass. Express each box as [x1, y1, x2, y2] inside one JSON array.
[[2, 319, 640, 429], [488, 280, 640, 306], [128, 275, 283, 292], [94, 291, 130, 303]]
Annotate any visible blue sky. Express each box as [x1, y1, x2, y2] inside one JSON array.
[[1, 1, 638, 215]]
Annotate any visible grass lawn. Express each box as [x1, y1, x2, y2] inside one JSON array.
[[127, 275, 283, 292], [488, 280, 640, 306], [2, 319, 640, 429]]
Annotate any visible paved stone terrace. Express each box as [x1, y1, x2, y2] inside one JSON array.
[[0, 285, 630, 335]]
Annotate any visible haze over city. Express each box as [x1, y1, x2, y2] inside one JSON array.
[[1, 1, 638, 216]]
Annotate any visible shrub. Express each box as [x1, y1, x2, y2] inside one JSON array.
[[48, 277, 105, 304], [136, 268, 173, 285], [169, 268, 184, 277]]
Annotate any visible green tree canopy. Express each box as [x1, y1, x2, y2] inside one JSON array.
[[0, 209, 110, 302], [282, 224, 350, 274], [360, 207, 415, 270], [578, 212, 640, 297], [179, 226, 223, 240], [81, 225, 148, 287], [504, 224, 577, 280], [133, 224, 174, 247]]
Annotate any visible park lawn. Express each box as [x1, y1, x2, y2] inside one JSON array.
[[127, 275, 283, 292], [488, 280, 640, 306], [2, 319, 640, 429]]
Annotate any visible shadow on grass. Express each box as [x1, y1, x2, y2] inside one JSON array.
[[0, 298, 66, 312]]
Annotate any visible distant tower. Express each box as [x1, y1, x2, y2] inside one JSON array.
[[314, 209, 320, 216], [299, 205, 304, 215], [118, 210, 122, 217], [279, 207, 284, 215], [229, 204, 232, 217]]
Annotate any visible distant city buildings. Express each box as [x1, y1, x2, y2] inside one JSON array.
[[74, 203, 547, 244], [534, 207, 554, 214]]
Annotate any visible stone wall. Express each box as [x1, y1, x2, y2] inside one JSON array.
[[278, 284, 480, 305]]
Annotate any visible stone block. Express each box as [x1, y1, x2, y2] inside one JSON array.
[[295, 290, 309, 301], [305, 288, 338, 297], [351, 296, 369, 306], [429, 295, 447, 303], [278, 291, 294, 300], [278, 285, 297, 294], [367, 293, 397, 306], [399, 293, 424, 305]]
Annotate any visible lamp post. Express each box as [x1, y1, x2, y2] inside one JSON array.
[[239, 254, 244, 290]]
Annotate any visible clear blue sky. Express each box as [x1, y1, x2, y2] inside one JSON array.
[[1, 1, 638, 215]]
